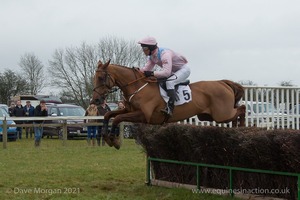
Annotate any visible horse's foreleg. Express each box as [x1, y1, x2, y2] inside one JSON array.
[[110, 110, 146, 135], [106, 110, 146, 150], [102, 109, 128, 135]]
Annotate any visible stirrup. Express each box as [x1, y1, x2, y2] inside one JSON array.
[[160, 106, 173, 116]]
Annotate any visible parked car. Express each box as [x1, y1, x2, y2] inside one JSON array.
[[43, 104, 87, 139], [0, 104, 8, 113], [289, 104, 300, 115], [107, 102, 118, 111], [241, 101, 291, 128], [0, 107, 17, 141], [288, 104, 300, 127]]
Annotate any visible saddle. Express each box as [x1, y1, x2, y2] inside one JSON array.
[[158, 79, 192, 106], [159, 79, 190, 92]]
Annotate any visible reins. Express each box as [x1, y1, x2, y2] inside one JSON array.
[[93, 66, 177, 101]]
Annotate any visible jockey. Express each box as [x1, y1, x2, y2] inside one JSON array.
[[138, 36, 191, 116]]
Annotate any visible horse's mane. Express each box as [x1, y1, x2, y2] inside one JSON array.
[[110, 64, 142, 74]]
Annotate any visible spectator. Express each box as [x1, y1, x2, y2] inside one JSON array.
[[33, 100, 48, 147], [97, 98, 111, 146], [84, 100, 99, 146], [8, 102, 16, 117], [12, 100, 25, 139], [23, 100, 35, 139], [116, 101, 125, 110]]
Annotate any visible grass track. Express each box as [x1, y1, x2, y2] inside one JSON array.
[[0, 138, 239, 200]]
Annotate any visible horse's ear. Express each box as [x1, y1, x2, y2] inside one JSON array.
[[97, 60, 103, 69], [103, 59, 111, 69]]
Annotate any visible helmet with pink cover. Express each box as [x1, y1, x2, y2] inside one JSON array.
[[138, 36, 157, 46]]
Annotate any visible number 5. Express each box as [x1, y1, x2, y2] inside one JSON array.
[[183, 90, 190, 100]]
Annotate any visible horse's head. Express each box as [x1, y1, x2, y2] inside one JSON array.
[[92, 59, 115, 104]]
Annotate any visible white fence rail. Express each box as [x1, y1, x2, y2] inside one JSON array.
[[0, 116, 125, 149]]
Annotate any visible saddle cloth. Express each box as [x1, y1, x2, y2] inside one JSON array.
[[159, 85, 192, 106]]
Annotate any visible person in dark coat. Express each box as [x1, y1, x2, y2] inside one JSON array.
[[23, 100, 35, 139], [8, 102, 16, 117], [33, 100, 48, 147], [97, 97, 111, 146], [12, 100, 25, 139]]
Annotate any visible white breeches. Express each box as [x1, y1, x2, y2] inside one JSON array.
[[166, 64, 191, 90]]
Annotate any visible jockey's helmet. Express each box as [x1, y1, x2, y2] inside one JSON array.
[[138, 36, 158, 52], [138, 36, 157, 46]]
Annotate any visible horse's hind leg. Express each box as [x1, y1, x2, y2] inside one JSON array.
[[232, 105, 246, 127]]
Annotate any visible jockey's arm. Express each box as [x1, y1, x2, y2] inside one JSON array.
[[140, 59, 155, 72]]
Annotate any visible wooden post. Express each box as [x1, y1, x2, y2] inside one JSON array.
[[62, 120, 67, 146], [2, 117, 7, 149]]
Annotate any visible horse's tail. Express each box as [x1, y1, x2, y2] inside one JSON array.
[[222, 80, 244, 108]]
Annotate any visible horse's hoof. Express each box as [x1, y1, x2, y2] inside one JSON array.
[[101, 129, 108, 136], [103, 135, 114, 147], [109, 134, 121, 150]]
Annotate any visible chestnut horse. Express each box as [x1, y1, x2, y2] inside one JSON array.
[[93, 60, 246, 149]]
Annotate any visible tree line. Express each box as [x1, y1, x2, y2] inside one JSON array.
[[0, 36, 145, 108]]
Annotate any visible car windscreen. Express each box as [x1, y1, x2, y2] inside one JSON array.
[[0, 107, 9, 117], [252, 103, 277, 114], [58, 107, 85, 116]]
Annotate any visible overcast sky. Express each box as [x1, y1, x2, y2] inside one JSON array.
[[1, 0, 300, 93]]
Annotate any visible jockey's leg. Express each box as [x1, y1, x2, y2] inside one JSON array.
[[161, 89, 176, 116], [161, 65, 191, 116]]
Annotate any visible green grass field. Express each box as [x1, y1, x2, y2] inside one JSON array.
[[0, 138, 240, 200]]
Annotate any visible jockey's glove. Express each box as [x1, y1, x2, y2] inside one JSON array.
[[144, 71, 154, 77]]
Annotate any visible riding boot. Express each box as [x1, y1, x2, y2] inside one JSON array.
[[161, 89, 176, 116], [92, 138, 96, 146]]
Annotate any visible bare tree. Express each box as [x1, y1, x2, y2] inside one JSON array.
[[19, 53, 45, 94], [0, 69, 28, 104], [48, 37, 145, 108], [279, 80, 294, 86], [238, 80, 257, 86], [49, 42, 99, 108], [97, 36, 145, 67]]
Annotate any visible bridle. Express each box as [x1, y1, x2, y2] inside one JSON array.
[[92, 70, 116, 97]]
